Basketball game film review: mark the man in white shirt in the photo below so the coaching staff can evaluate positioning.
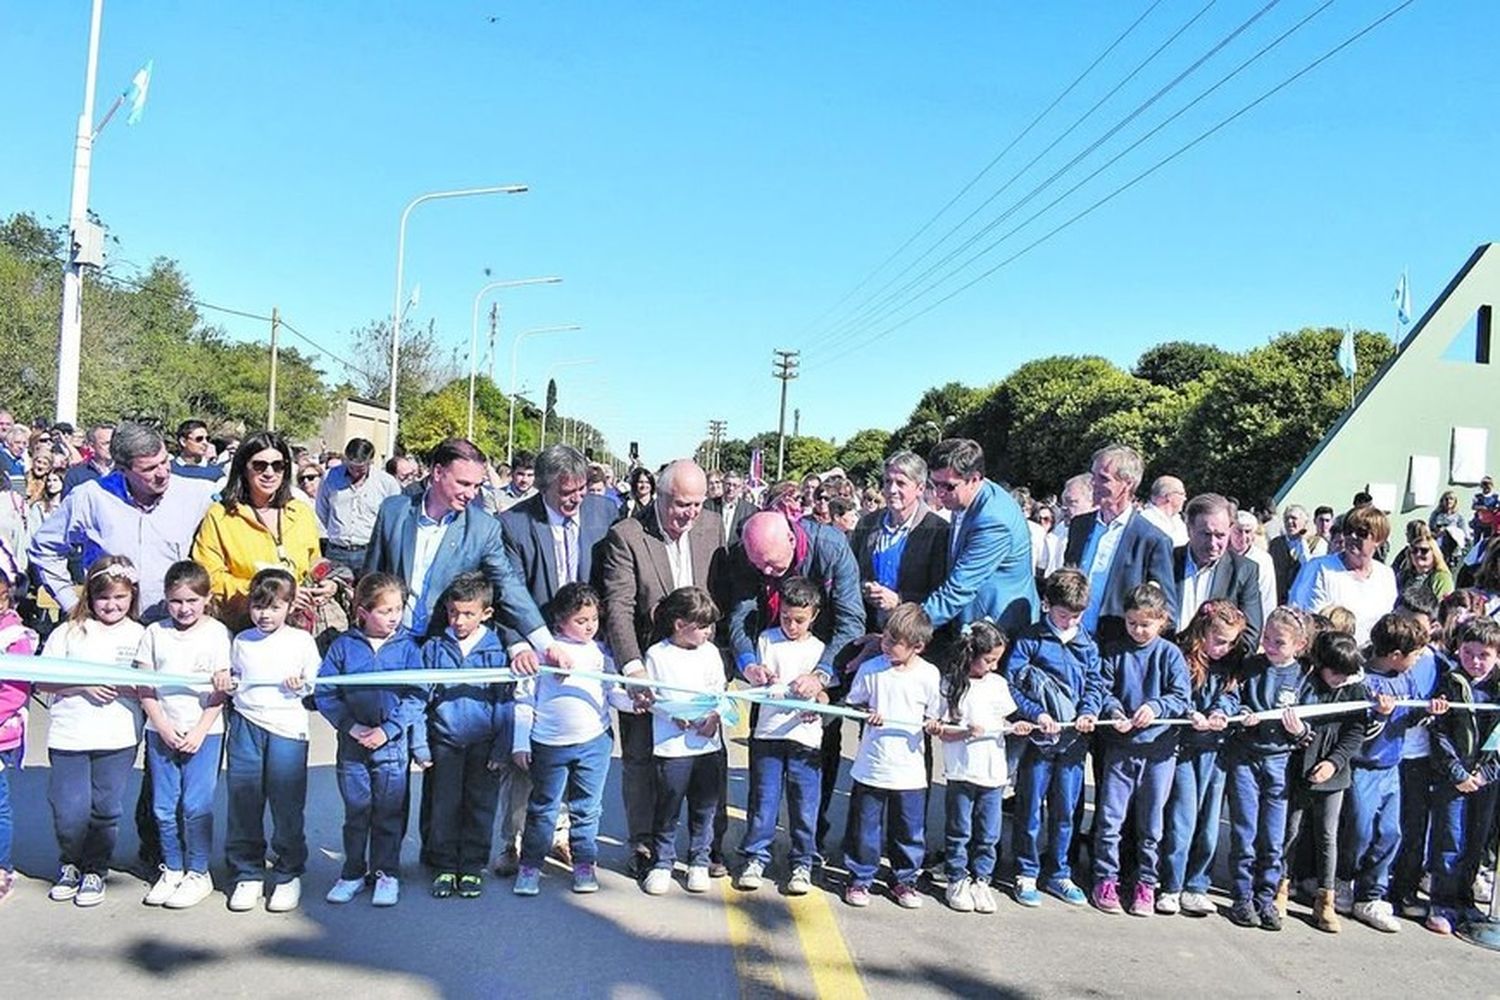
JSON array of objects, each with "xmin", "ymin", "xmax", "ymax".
[
  {"xmin": 1169, "ymin": 494, "xmax": 1264, "ymax": 643},
  {"xmin": 316, "ymin": 437, "xmax": 402, "ymax": 573},
  {"xmin": 1139, "ymin": 475, "xmax": 1189, "ymax": 548}
]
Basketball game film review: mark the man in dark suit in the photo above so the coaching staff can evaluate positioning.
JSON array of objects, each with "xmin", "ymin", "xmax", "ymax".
[
  {"xmin": 1063, "ymin": 443, "xmax": 1177, "ymax": 645},
  {"xmin": 1172, "ymin": 493, "xmax": 1265, "ymax": 646},
  {"xmin": 706, "ymin": 469, "xmax": 755, "ymax": 546},
  {"xmin": 598, "ymin": 459, "xmax": 726, "ymax": 875}
]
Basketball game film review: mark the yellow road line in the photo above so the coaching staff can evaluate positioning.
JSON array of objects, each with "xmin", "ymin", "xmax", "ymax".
[
  {"xmin": 788, "ymin": 887, "xmax": 867, "ymax": 1000},
  {"xmin": 720, "ymin": 877, "xmax": 786, "ymax": 999}
]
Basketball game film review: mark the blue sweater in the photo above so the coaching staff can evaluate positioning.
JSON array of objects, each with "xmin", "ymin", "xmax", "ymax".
[
  {"xmin": 316, "ymin": 628, "xmax": 428, "ymax": 764},
  {"xmin": 1354, "ymin": 662, "xmax": 1432, "ymax": 770},
  {"xmin": 422, "ymin": 626, "xmax": 514, "ymax": 762},
  {"xmin": 1090, "ymin": 635, "xmax": 1191, "ymax": 747},
  {"xmin": 1180, "ymin": 658, "xmax": 1242, "ymax": 753},
  {"xmin": 1003, "ymin": 620, "xmax": 1103, "ymax": 753},
  {"xmin": 1228, "ymin": 655, "xmax": 1305, "ymax": 758}
]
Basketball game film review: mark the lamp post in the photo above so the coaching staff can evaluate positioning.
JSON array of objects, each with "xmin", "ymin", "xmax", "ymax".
[
  {"xmin": 539, "ymin": 358, "xmax": 597, "ymax": 447},
  {"xmin": 507, "ymin": 325, "xmax": 581, "ymax": 464},
  {"xmin": 467, "ymin": 275, "xmax": 561, "ymax": 438},
  {"xmin": 388, "ymin": 184, "xmax": 527, "ymax": 458}
]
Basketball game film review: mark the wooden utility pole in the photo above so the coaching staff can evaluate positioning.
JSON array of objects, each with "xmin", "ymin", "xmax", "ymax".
[
  {"xmin": 772, "ymin": 350, "xmax": 799, "ymax": 480},
  {"xmin": 267, "ymin": 306, "xmax": 281, "ymax": 430}
]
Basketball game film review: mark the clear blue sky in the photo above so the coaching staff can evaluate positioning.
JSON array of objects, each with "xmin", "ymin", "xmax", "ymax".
[{"xmin": 3, "ymin": 2, "xmax": 1496, "ymax": 464}]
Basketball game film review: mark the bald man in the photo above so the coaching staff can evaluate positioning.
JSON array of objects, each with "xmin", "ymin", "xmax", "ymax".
[{"xmin": 1140, "ymin": 474, "xmax": 1189, "ymax": 548}]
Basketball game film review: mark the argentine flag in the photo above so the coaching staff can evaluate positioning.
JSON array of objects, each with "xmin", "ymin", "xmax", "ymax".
[
  {"xmin": 126, "ymin": 60, "xmax": 153, "ymax": 125},
  {"xmin": 1392, "ymin": 270, "xmax": 1411, "ymax": 326},
  {"xmin": 1337, "ymin": 326, "xmax": 1357, "ymax": 379}
]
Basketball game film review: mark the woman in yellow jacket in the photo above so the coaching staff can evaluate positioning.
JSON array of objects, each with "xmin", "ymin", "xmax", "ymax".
[{"xmin": 192, "ymin": 430, "xmax": 333, "ymax": 631}]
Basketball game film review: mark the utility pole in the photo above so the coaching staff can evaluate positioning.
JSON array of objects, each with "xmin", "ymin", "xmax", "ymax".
[
  {"xmin": 487, "ymin": 302, "xmax": 499, "ymax": 384},
  {"xmin": 267, "ymin": 306, "xmax": 281, "ymax": 431},
  {"xmin": 772, "ymin": 349, "xmax": 799, "ymax": 480},
  {"xmin": 706, "ymin": 419, "xmax": 727, "ymax": 472}
]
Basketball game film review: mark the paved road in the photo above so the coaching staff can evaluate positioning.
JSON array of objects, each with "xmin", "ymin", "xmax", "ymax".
[{"xmin": 4, "ymin": 707, "xmax": 1497, "ymax": 999}]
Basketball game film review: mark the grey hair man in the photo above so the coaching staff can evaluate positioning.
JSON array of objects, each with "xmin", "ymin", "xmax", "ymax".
[
  {"xmin": 61, "ymin": 422, "xmax": 116, "ymax": 497},
  {"xmin": 1171, "ymin": 493, "xmax": 1264, "ymax": 642},
  {"xmin": 1140, "ymin": 474, "xmax": 1189, "ymax": 548}
]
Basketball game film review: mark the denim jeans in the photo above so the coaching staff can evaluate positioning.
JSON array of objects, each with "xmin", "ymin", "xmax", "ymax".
[
  {"xmin": 843, "ymin": 782, "xmax": 925, "ymax": 887},
  {"xmin": 426, "ymin": 738, "xmax": 502, "ymax": 875},
  {"xmin": 741, "ymin": 738, "xmax": 822, "ymax": 869},
  {"xmin": 1428, "ymin": 777, "xmax": 1500, "ymax": 909},
  {"xmin": 653, "ymin": 752, "xmax": 724, "ymax": 869},
  {"xmin": 1160, "ymin": 748, "xmax": 1226, "ymax": 894},
  {"xmin": 521, "ymin": 731, "xmax": 612, "ymax": 868},
  {"xmin": 944, "ymin": 780, "xmax": 1003, "ymax": 883},
  {"xmin": 47, "ymin": 746, "xmax": 136, "ymax": 874},
  {"xmin": 1093, "ymin": 741, "xmax": 1176, "ymax": 886},
  {"xmin": 335, "ymin": 746, "xmax": 409, "ymax": 879},
  {"xmin": 1391, "ymin": 757, "xmax": 1433, "ymax": 901},
  {"xmin": 1341, "ymin": 764, "xmax": 1401, "ymax": 901},
  {"xmin": 146, "ymin": 732, "xmax": 223, "ymax": 874},
  {"xmin": 225, "ymin": 712, "xmax": 309, "ymax": 884},
  {"xmin": 1226, "ymin": 751, "xmax": 1291, "ymax": 905},
  {"xmin": 1013, "ymin": 741, "xmax": 1087, "ymax": 882},
  {"xmin": 0, "ymin": 747, "xmax": 19, "ymax": 870}
]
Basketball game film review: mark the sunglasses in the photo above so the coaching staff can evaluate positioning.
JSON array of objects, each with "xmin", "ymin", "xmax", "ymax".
[
  {"xmin": 930, "ymin": 479, "xmax": 962, "ymax": 494},
  {"xmin": 298, "ymin": 473, "xmax": 320, "ymax": 483},
  {"xmin": 1412, "ymin": 546, "xmax": 1432, "ymax": 555},
  {"xmin": 1346, "ymin": 526, "xmax": 1371, "ymax": 541},
  {"xmin": 185, "ymin": 434, "xmax": 208, "ymax": 443},
  {"xmin": 249, "ymin": 459, "xmax": 286, "ymax": 474}
]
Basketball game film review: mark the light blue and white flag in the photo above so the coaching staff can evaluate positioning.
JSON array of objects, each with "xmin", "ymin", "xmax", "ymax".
[
  {"xmin": 125, "ymin": 60, "xmax": 153, "ymax": 125},
  {"xmin": 1337, "ymin": 325, "xmax": 1357, "ymax": 378},
  {"xmin": 1392, "ymin": 269, "xmax": 1411, "ymax": 325}
]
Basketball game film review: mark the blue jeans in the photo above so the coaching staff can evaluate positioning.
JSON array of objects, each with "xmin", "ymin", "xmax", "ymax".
[
  {"xmin": 0, "ymin": 747, "xmax": 19, "ymax": 870},
  {"xmin": 741, "ymin": 738, "xmax": 822, "ymax": 869},
  {"xmin": 522, "ymin": 731, "xmax": 612, "ymax": 868},
  {"xmin": 1341, "ymin": 765, "xmax": 1401, "ymax": 901},
  {"xmin": 146, "ymin": 732, "xmax": 223, "ymax": 874},
  {"xmin": 47, "ymin": 746, "xmax": 136, "ymax": 875},
  {"xmin": 843, "ymin": 782, "xmax": 925, "ymax": 887},
  {"xmin": 1428, "ymin": 776, "xmax": 1500, "ymax": 909},
  {"xmin": 1392, "ymin": 757, "xmax": 1432, "ymax": 901},
  {"xmin": 945, "ymin": 780, "xmax": 1002, "ymax": 883},
  {"xmin": 335, "ymin": 746, "xmax": 409, "ymax": 880},
  {"xmin": 225, "ymin": 713, "xmax": 309, "ymax": 884},
  {"xmin": 1160, "ymin": 747, "xmax": 1226, "ymax": 894},
  {"xmin": 1013, "ymin": 741, "xmax": 1086, "ymax": 882},
  {"xmin": 1226, "ymin": 751, "xmax": 1290, "ymax": 906},
  {"xmin": 1093, "ymin": 741, "xmax": 1176, "ymax": 885},
  {"xmin": 652, "ymin": 753, "xmax": 723, "ymax": 869}
]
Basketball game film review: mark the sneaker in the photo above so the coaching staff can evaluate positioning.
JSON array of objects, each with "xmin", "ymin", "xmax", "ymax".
[
  {"xmin": 1179, "ymin": 890, "xmax": 1215, "ymax": 917},
  {"xmin": 571, "ymin": 864, "xmax": 599, "ymax": 894},
  {"xmin": 625, "ymin": 848, "xmax": 654, "ymax": 880},
  {"xmin": 1044, "ymin": 877, "xmax": 1088, "ymax": 907},
  {"xmin": 75, "ymin": 872, "xmax": 106, "ymax": 908},
  {"xmin": 1352, "ymin": 898, "xmax": 1401, "ymax": 933},
  {"xmin": 642, "ymin": 867, "xmax": 672, "ymax": 896},
  {"xmin": 1129, "ymin": 882, "xmax": 1155, "ymax": 917},
  {"xmin": 945, "ymin": 877, "xmax": 975, "ymax": 912},
  {"xmin": 1258, "ymin": 902, "xmax": 1283, "ymax": 932},
  {"xmin": 164, "ymin": 871, "xmax": 214, "ymax": 909},
  {"xmin": 492, "ymin": 847, "xmax": 520, "ymax": 878},
  {"xmin": 431, "ymin": 873, "xmax": 457, "ymax": 899},
  {"xmin": 513, "ymin": 866, "xmax": 542, "ymax": 897},
  {"xmin": 228, "ymin": 880, "xmax": 263, "ymax": 912},
  {"xmin": 143, "ymin": 867, "xmax": 184, "ymax": 907},
  {"xmin": 325, "ymin": 877, "xmax": 366, "ymax": 904},
  {"xmin": 457, "ymin": 874, "xmax": 483, "ymax": 899},
  {"xmin": 1425, "ymin": 907, "xmax": 1455, "ymax": 935},
  {"xmin": 844, "ymin": 883, "xmax": 871, "ymax": 907},
  {"xmin": 1086, "ymin": 881, "xmax": 1122, "ymax": 917},
  {"xmin": 892, "ymin": 883, "xmax": 924, "ymax": 909},
  {"xmin": 267, "ymin": 878, "xmax": 301, "ymax": 913},
  {"xmin": 708, "ymin": 860, "xmax": 730, "ymax": 879},
  {"xmin": 50, "ymin": 864, "xmax": 83, "ymax": 902},
  {"xmin": 1155, "ymin": 890, "xmax": 1181, "ymax": 915},
  {"xmin": 1397, "ymin": 894, "xmax": 1428, "ymax": 920},
  {"xmin": 971, "ymin": 881, "xmax": 998, "ymax": 914},
  {"xmin": 1475, "ymin": 869, "xmax": 1495, "ymax": 905},
  {"xmin": 1013, "ymin": 876, "xmax": 1042, "ymax": 908},
  {"xmin": 1227, "ymin": 898, "xmax": 1258, "ymax": 927},
  {"xmin": 1334, "ymin": 878, "xmax": 1354, "ymax": 915},
  {"xmin": 786, "ymin": 866, "xmax": 813, "ymax": 896},
  {"xmin": 371, "ymin": 872, "xmax": 399, "ymax": 907},
  {"xmin": 685, "ymin": 865, "xmax": 711, "ymax": 893},
  {"xmin": 736, "ymin": 860, "xmax": 765, "ymax": 892}
]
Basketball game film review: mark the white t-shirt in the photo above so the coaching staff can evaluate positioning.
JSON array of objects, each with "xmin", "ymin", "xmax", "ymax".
[
  {"xmin": 1305, "ymin": 558, "xmax": 1399, "ymax": 645},
  {"xmin": 752, "ymin": 628, "xmax": 827, "ymax": 750},
  {"xmin": 134, "ymin": 618, "xmax": 232, "ymax": 734},
  {"xmin": 846, "ymin": 654, "xmax": 942, "ymax": 791},
  {"xmin": 940, "ymin": 673, "xmax": 1018, "ymax": 788},
  {"xmin": 230, "ymin": 626, "xmax": 321, "ymax": 741},
  {"xmin": 645, "ymin": 639, "xmax": 725, "ymax": 758},
  {"xmin": 42, "ymin": 618, "xmax": 145, "ymax": 752},
  {"xmin": 514, "ymin": 638, "xmax": 633, "ymax": 749}
]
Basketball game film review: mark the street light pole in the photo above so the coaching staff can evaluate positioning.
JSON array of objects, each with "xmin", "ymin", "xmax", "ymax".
[
  {"xmin": 467, "ymin": 275, "xmax": 561, "ymax": 438},
  {"xmin": 388, "ymin": 184, "xmax": 527, "ymax": 458},
  {"xmin": 538, "ymin": 358, "xmax": 596, "ymax": 447},
  {"xmin": 506, "ymin": 324, "xmax": 581, "ymax": 464}
]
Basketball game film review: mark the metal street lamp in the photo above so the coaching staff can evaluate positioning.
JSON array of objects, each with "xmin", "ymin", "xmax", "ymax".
[
  {"xmin": 539, "ymin": 358, "xmax": 597, "ymax": 446},
  {"xmin": 507, "ymin": 325, "xmax": 581, "ymax": 464},
  {"xmin": 467, "ymin": 276, "xmax": 561, "ymax": 438}
]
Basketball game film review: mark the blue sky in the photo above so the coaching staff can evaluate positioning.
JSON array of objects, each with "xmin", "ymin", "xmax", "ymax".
[{"xmin": 3, "ymin": 2, "xmax": 1496, "ymax": 464}]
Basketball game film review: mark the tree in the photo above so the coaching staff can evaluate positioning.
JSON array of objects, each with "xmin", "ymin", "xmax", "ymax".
[
  {"xmin": 836, "ymin": 428, "xmax": 891, "ymax": 487},
  {"xmin": 1133, "ymin": 341, "xmax": 1229, "ymax": 389},
  {"xmin": 345, "ymin": 316, "xmax": 454, "ymax": 436},
  {"xmin": 783, "ymin": 436, "xmax": 838, "ymax": 480},
  {"xmin": 888, "ymin": 381, "xmax": 986, "ymax": 456}
]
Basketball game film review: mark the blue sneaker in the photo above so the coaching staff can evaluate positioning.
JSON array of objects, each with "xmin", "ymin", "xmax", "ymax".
[
  {"xmin": 1044, "ymin": 877, "xmax": 1088, "ymax": 907},
  {"xmin": 1013, "ymin": 876, "xmax": 1042, "ymax": 908}
]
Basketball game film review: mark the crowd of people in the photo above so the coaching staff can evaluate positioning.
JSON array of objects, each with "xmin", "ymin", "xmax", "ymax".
[{"xmin": 0, "ymin": 412, "xmax": 1495, "ymax": 948}]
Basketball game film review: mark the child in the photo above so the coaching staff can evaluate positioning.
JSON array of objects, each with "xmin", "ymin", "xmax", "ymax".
[
  {"xmin": 642, "ymin": 586, "xmax": 726, "ymax": 896},
  {"xmin": 1281, "ymin": 630, "xmax": 1369, "ymax": 934},
  {"xmin": 841, "ymin": 603, "xmax": 943, "ymax": 909},
  {"xmin": 938, "ymin": 620, "xmax": 1031, "ymax": 914},
  {"xmin": 1426, "ymin": 615, "xmax": 1500, "ymax": 935},
  {"xmin": 40, "ymin": 556, "xmax": 144, "ymax": 907},
  {"xmin": 1158, "ymin": 600, "xmax": 1246, "ymax": 917},
  {"xmin": 422, "ymin": 572, "xmax": 512, "ymax": 900},
  {"xmin": 136, "ymin": 560, "xmax": 232, "ymax": 909},
  {"xmin": 1082, "ymin": 582, "xmax": 1190, "ymax": 917},
  {"xmin": 1224, "ymin": 605, "xmax": 1313, "ymax": 930},
  {"xmin": 1390, "ymin": 585, "xmax": 1447, "ymax": 918},
  {"xmin": 513, "ymin": 583, "xmax": 633, "ymax": 897},
  {"xmin": 0, "ymin": 573, "xmax": 36, "ymax": 904},
  {"xmin": 220, "ymin": 568, "xmax": 321, "ymax": 913},
  {"xmin": 316, "ymin": 572, "xmax": 427, "ymax": 907},
  {"xmin": 1005, "ymin": 567, "xmax": 1102, "ymax": 908},
  {"xmin": 738, "ymin": 576, "xmax": 827, "ymax": 896}
]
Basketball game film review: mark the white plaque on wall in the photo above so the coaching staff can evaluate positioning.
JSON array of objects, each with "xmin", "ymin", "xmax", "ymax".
[
  {"xmin": 1451, "ymin": 426, "xmax": 1489, "ymax": 484},
  {"xmin": 1366, "ymin": 482, "xmax": 1398, "ymax": 514},
  {"xmin": 1408, "ymin": 455, "xmax": 1440, "ymax": 507}
]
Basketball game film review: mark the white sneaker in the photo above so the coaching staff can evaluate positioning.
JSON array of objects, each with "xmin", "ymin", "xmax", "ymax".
[
  {"xmin": 971, "ymin": 881, "xmax": 998, "ymax": 914},
  {"xmin": 642, "ymin": 867, "xmax": 672, "ymax": 895},
  {"xmin": 1474, "ymin": 869, "xmax": 1495, "ymax": 905},
  {"xmin": 143, "ymin": 868, "xmax": 184, "ymax": 907},
  {"xmin": 685, "ymin": 865, "xmax": 710, "ymax": 893},
  {"xmin": 1179, "ymin": 890, "xmax": 1215, "ymax": 917},
  {"xmin": 785, "ymin": 866, "xmax": 813, "ymax": 896},
  {"xmin": 1155, "ymin": 890, "xmax": 1181, "ymax": 915},
  {"xmin": 164, "ymin": 871, "xmax": 214, "ymax": 909},
  {"xmin": 371, "ymin": 872, "xmax": 399, "ymax": 907},
  {"xmin": 945, "ymin": 877, "xmax": 975, "ymax": 912},
  {"xmin": 1352, "ymin": 898, "xmax": 1401, "ymax": 933},
  {"xmin": 1334, "ymin": 879, "xmax": 1354, "ymax": 915},
  {"xmin": 325, "ymin": 877, "xmax": 366, "ymax": 904},
  {"xmin": 228, "ymin": 880, "xmax": 263, "ymax": 912},
  {"xmin": 267, "ymin": 878, "xmax": 302, "ymax": 913},
  {"xmin": 736, "ymin": 860, "xmax": 765, "ymax": 891}
]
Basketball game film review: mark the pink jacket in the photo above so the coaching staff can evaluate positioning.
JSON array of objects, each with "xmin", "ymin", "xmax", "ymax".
[{"xmin": 0, "ymin": 609, "xmax": 35, "ymax": 753}]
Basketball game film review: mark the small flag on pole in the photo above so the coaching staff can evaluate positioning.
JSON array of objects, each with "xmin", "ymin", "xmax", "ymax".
[
  {"xmin": 1392, "ymin": 269, "xmax": 1411, "ymax": 326},
  {"xmin": 749, "ymin": 448, "xmax": 764, "ymax": 485},
  {"xmin": 1337, "ymin": 326, "xmax": 1357, "ymax": 379},
  {"xmin": 125, "ymin": 60, "xmax": 153, "ymax": 125}
]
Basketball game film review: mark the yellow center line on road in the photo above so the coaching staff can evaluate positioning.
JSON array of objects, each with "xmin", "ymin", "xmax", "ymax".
[
  {"xmin": 720, "ymin": 875, "xmax": 786, "ymax": 999},
  {"xmin": 787, "ymin": 887, "xmax": 866, "ymax": 1000}
]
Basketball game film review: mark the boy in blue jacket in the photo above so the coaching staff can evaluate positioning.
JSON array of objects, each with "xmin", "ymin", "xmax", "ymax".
[
  {"xmin": 316, "ymin": 572, "xmax": 427, "ymax": 907},
  {"xmin": 1082, "ymin": 582, "xmax": 1190, "ymax": 917},
  {"xmin": 1005, "ymin": 568, "xmax": 1103, "ymax": 908},
  {"xmin": 422, "ymin": 572, "xmax": 515, "ymax": 900}
]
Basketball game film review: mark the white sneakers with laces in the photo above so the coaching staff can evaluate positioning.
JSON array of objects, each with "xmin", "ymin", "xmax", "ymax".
[
  {"xmin": 143, "ymin": 867, "xmax": 184, "ymax": 907},
  {"xmin": 371, "ymin": 872, "xmax": 400, "ymax": 907},
  {"xmin": 164, "ymin": 871, "xmax": 214, "ymax": 909},
  {"xmin": 946, "ymin": 878, "xmax": 976, "ymax": 912}
]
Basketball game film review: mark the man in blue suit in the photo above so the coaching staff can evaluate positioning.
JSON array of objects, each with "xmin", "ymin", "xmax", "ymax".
[{"xmin": 921, "ymin": 438, "xmax": 1038, "ymax": 636}]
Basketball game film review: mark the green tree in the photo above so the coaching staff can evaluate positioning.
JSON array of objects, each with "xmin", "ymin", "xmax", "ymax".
[
  {"xmin": 1133, "ymin": 341, "xmax": 1230, "ymax": 389},
  {"xmin": 888, "ymin": 381, "xmax": 986, "ymax": 455},
  {"xmin": 835, "ymin": 428, "xmax": 892, "ymax": 487},
  {"xmin": 784, "ymin": 436, "xmax": 838, "ymax": 480}
]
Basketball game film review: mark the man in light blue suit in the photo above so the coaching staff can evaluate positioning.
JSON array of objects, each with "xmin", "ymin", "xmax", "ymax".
[{"xmin": 922, "ymin": 438, "xmax": 1038, "ymax": 636}]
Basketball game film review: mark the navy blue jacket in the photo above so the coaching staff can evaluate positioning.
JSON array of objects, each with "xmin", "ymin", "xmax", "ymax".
[
  {"xmin": 498, "ymin": 493, "xmax": 616, "ymax": 640},
  {"xmin": 1288, "ymin": 673, "xmax": 1369, "ymax": 793},
  {"xmin": 1004, "ymin": 620, "xmax": 1104, "ymax": 753},
  {"xmin": 1432, "ymin": 663, "xmax": 1500, "ymax": 786},
  {"xmin": 1227, "ymin": 655, "xmax": 1305, "ymax": 758},
  {"xmin": 1090, "ymin": 635, "xmax": 1191, "ymax": 747},
  {"xmin": 1064, "ymin": 512, "xmax": 1178, "ymax": 646},
  {"xmin": 422, "ymin": 626, "xmax": 514, "ymax": 763},
  {"xmin": 316, "ymin": 628, "xmax": 428, "ymax": 764},
  {"xmin": 1179, "ymin": 656, "xmax": 1242, "ymax": 753}
]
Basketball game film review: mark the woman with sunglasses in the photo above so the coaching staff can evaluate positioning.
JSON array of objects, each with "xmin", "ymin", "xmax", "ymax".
[
  {"xmin": 1295, "ymin": 504, "xmax": 1398, "ymax": 645},
  {"xmin": 292, "ymin": 458, "xmax": 324, "ymax": 507},
  {"xmin": 191, "ymin": 430, "xmax": 330, "ymax": 631},
  {"xmin": 1394, "ymin": 521, "xmax": 1455, "ymax": 602}
]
